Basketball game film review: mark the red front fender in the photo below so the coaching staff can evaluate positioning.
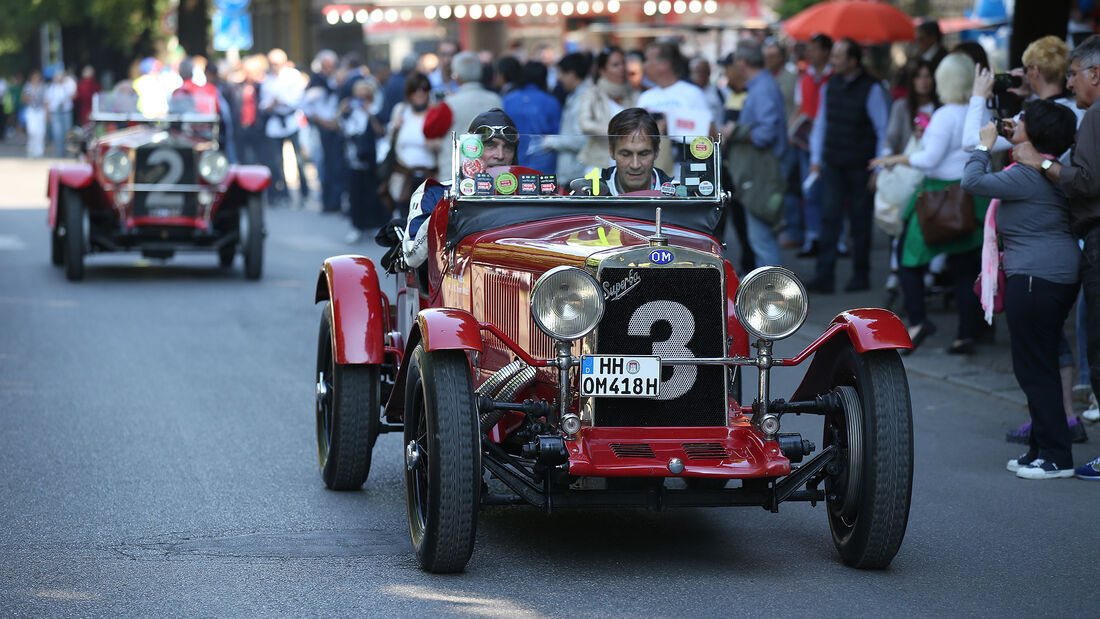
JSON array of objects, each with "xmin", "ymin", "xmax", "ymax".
[
  {"xmin": 315, "ymin": 255, "xmax": 385, "ymax": 364},
  {"xmin": 830, "ymin": 309, "xmax": 912, "ymax": 352},
  {"xmin": 47, "ymin": 164, "xmax": 94, "ymax": 228},
  {"xmin": 416, "ymin": 308, "xmax": 484, "ymax": 352},
  {"xmin": 228, "ymin": 165, "xmax": 271, "ymax": 193},
  {"xmin": 789, "ymin": 308, "xmax": 911, "ymax": 401}
]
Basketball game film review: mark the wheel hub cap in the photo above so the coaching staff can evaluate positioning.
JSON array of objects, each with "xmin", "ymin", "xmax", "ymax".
[{"xmin": 405, "ymin": 440, "xmax": 421, "ymax": 471}]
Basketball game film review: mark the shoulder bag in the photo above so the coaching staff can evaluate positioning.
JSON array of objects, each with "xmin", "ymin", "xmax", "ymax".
[{"xmin": 915, "ymin": 183, "xmax": 976, "ymax": 245}]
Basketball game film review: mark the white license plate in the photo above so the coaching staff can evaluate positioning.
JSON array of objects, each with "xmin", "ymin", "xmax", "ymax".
[{"xmin": 580, "ymin": 355, "xmax": 661, "ymax": 398}]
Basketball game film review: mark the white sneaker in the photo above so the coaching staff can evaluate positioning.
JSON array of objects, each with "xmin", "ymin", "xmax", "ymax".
[
  {"xmin": 1016, "ymin": 459, "xmax": 1074, "ymax": 479},
  {"xmin": 344, "ymin": 230, "xmax": 363, "ymax": 244},
  {"xmin": 1006, "ymin": 453, "xmax": 1036, "ymax": 473},
  {"xmin": 1083, "ymin": 403, "xmax": 1099, "ymax": 423}
]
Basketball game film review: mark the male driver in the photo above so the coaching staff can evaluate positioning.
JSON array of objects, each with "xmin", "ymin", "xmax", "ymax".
[
  {"xmin": 595, "ymin": 107, "xmax": 672, "ymax": 195},
  {"xmin": 1013, "ymin": 35, "xmax": 1100, "ymax": 480},
  {"xmin": 401, "ymin": 108, "xmax": 519, "ymax": 268}
]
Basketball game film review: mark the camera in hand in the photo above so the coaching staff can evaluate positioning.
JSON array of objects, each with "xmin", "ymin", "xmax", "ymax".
[{"xmin": 988, "ymin": 73, "xmax": 1024, "ymax": 119}]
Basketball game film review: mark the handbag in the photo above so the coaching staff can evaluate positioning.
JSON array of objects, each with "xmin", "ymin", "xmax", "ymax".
[
  {"xmin": 724, "ymin": 134, "xmax": 785, "ymax": 231},
  {"xmin": 915, "ymin": 183, "xmax": 976, "ymax": 245},
  {"xmin": 874, "ymin": 138, "xmax": 924, "ymax": 237}
]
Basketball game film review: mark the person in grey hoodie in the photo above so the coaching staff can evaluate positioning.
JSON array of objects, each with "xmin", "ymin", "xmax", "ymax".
[{"xmin": 962, "ymin": 98, "xmax": 1080, "ymax": 480}]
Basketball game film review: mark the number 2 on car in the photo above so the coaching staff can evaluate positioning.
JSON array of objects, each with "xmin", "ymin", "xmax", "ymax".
[{"xmin": 580, "ymin": 355, "xmax": 661, "ymax": 397}]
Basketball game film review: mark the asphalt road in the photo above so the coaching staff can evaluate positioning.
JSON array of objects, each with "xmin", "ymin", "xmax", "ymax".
[{"xmin": 1, "ymin": 157, "xmax": 1097, "ymax": 617}]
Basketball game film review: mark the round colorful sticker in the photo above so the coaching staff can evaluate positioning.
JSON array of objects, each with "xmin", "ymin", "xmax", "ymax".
[
  {"xmin": 459, "ymin": 178, "xmax": 476, "ymax": 196},
  {"xmin": 698, "ymin": 180, "xmax": 714, "ymax": 195},
  {"xmin": 494, "ymin": 172, "xmax": 518, "ymax": 194},
  {"xmin": 461, "ymin": 136, "xmax": 484, "ymax": 159},
  {"xmin": 689, "ymin": 136, "xmax": 714, "ymax": 160},
  {"xmin": 461, "ymin": 158, "xmax": 484, "ymax": 178}
]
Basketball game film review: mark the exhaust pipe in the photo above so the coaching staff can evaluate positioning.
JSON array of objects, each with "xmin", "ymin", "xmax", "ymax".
[{"xmin": 477, "ymin": 360, "xmax": 537, "ymax": 432}]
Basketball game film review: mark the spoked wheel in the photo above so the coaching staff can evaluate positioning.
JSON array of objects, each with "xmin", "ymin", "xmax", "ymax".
[
  {"xmin": 403, "ymin": 343, "xmax": 480, "ymax": 573},
  {"xmin": 62, "ymin": 188, "xmax": 86, "ymax": 281},
  {"xmin": 242, "ymin": 194, "xmax": 264, "ymax": 280},
  {"xmin": 315, "ymin": 303, "xmax": 379, "ymax": 490},
  {"xmin": 823, "ymin": 346, "xmax": 913, "ymax": 569}
]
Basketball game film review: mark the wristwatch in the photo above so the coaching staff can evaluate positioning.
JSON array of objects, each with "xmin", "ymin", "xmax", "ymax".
[
  {"xmin": 1041, "ymin": 159, "xmax": 1055, "ymax": 171},
  {"xmin": 974, "ymin": 144, "xmax": 990, "ymax": 152}
]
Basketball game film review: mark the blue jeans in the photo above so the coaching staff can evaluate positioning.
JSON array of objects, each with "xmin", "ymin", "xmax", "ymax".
[
  {"xmin": 780, "ymin": 146, "xmax": 802, "ymax": 243},
  {"xmin": 814, "ymin": 162, "xmax": 873, "ymax": 285},
  {"xmin": 746, "ymin": 210, "xmax": 782, "ymax": 268},
  {"xmin": 49, "ymin": 109, "xmax": 71, "ymax": 157},
  {"xmin": 797, "ymin": 148, "xmax": 822, "ymax": 244}
]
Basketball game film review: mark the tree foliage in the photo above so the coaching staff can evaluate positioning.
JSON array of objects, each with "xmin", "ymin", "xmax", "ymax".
[
  {"xmin": 0, "ymin": 0, "xmax": 164, "ymax": 77},
  {"xmin": 776, "ymin": 0, "xmax": 826, "ymax": 20}
]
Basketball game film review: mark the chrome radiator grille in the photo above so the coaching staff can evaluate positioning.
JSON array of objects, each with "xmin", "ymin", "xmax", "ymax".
[{"xmin": 592, "ymin": 266, "xmax": 726, "ymax": 427}]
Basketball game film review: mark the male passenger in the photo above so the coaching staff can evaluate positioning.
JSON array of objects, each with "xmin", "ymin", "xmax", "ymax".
[{"xmin": 593, "ymin": 107, "xmax": 672, "ymax": 195}]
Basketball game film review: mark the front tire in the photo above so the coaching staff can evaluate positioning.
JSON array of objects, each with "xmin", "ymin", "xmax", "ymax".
[
  {"xmin": 824, "ymin": 346, "xmax": 913, "ymax": 569},
  {"xmin": 403, "ymin": 343, "xmax": 480, "ymax": 573},
  {"xmin": 242, "ymin": 195, "xmax": 263, "ymax": 280},
  {"xmin": 316, "ymin": 303, "xmax": 380, "ymax": 490},
  {"xmin": 63, "ymin": 189, "xmax": 85, "ymax": 281}
]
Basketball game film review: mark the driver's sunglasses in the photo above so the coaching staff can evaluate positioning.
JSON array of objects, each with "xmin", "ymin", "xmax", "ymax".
[{"xmin": 473, "ymin": 124, "xmax": 519, "ymax": 145}]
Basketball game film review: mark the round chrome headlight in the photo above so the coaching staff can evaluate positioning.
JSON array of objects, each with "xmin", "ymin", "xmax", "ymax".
[
  {"xmin": 102, "ymin": 149, "xmax": 132, "ymax": 183},
  {"xmin": 198, "ymin": 151, "xmax": 229, "ymax": 184},
  {"xmin": 734, "ymin": 266, "xmax": 809, "ymax": 341},
  {"xmin": 531, "ymin": 266, "xmax": 605, "ymax": 340}
]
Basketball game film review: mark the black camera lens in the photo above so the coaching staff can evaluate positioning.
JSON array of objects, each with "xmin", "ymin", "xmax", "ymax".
[{"xmin": 993, "ymin": 73, "xmax": 1023, "ymax": 92}]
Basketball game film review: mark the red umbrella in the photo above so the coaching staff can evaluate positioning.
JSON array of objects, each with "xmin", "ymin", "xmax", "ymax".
[{"xmin": 783, "ymin": 0, "xmax": 916, "ymax": 44}]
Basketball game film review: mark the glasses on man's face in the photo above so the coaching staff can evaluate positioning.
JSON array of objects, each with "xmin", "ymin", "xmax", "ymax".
[
  {"xmin": 1067, "ymin": 65, "xmax": 1094, "ymax": 82},
  {"xmin": 414, "ymin": 85, "xmax": 431, "ymax": 93},
  {"xmin": 472, "ymin": 124, "xmax": 519, "ymax": 145}
]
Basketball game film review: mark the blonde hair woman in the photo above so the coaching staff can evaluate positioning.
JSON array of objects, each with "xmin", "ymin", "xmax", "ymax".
[{"xmin": 870, "ymin": 52, "xmax": 990, "ymax": 355}]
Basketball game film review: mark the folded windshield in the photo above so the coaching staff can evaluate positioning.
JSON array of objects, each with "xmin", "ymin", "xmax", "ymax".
[{"xmin": 449, "ymin": 133, "xmax": 721, "ymax": 201}]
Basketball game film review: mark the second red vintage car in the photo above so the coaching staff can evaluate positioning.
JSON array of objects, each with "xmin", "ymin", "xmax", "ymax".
[
  {"xmin": 312, "ymin": 133, "xmax": 915, "ymax": 573},
  {"xmin": 47, "ymin": 92, "xmax": 270, "ymax": 281}
]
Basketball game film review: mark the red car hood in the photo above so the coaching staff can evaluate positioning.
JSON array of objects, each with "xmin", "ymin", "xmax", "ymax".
[{"xmin": 464, "ymin": 214, "xmax": 724, "ymax": 270}]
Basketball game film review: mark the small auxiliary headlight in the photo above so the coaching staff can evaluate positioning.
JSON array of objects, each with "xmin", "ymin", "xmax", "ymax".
[
  {"xmin": 102, "ymin": 149, "xmax": 132, "ymax": 183},
  {"xmin": 530, "ymin": 266, "xmax": 605, "ymax": 340},
  {"xmin": 198, "ymin": 151, "xmax": 229, "ymax": 184},
  {"xmin": 734, "ymin": 266, "xmax": 809, "ymax": 341}
]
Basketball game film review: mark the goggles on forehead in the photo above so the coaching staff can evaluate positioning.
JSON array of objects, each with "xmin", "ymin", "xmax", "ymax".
[{"xmin": 472, "ymin": 124, "xmax": 519, "ymax": 145}]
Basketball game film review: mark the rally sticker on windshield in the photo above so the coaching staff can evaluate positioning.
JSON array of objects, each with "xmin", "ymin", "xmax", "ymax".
[
  {"xmin": 581, "ymin": 355, "xmax": 661, "ymax": 398},
  {"xmin": 690, "ymin": 137, "xmax": 714, "ymax": 160},
  {"xmin": 495, "ymin": 172, "xmax": 518, "ymax": 194},
  {"xmin": 461, "ymin": 137, "xmax": 483, "ymax": 159}
]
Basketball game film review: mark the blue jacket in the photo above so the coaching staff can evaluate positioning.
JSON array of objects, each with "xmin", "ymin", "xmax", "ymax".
[{"xmin": 502, "ymin": 85, "xmax": 562, "ymax": 175}]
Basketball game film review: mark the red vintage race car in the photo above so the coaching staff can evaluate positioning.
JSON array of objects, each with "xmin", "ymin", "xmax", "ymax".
[
  {"xmin": 47, "ymin": 92, "xmax": 270, "ymax": 281},
  {"xmin": 313, "ymin": 133, "xmax": 915, "ymax": 573}
]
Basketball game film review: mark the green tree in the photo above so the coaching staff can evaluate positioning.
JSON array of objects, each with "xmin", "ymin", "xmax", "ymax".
[
  {"xmin": 0, "ymin": 0, "xmax": 164, "ymax": 78},
  {"xmin": 777, "ymin": 0, "xmax": 824, "ymax": 20}
]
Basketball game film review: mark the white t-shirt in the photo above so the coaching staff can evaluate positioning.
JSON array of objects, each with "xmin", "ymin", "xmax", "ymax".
[
  {"xmin": 394, "ymin": 106, "xmax": 435, "ymax": 169},
  {"xmin": 907, "ymin": 103, "xmax": 969, "ymax": 181},
  {"xmin": 637, "ymin": 81, "xmax": 712, "ymax": 136}
]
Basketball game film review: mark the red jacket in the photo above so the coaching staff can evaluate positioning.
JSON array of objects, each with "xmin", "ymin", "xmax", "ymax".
[{"xmin": 798, "ymin": 67, "xmax": 832, "ymax": 119}]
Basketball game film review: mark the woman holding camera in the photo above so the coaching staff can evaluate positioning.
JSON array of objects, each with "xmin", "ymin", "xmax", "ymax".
[
  {"xmin": 870, "ymin": 53, "xmax": 987, "ymax": 355},
  {"xmin": 964, "ymin": 36, "xmax": 1085, "ymax": 157},
  {"xmin": 961, "ymin": 99, "xmax": 1080, "ymax": 479}
]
